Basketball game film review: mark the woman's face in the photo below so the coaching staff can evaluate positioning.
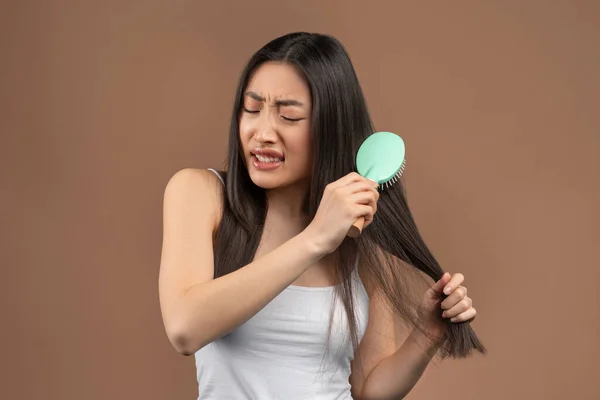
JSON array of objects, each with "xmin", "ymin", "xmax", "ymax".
[{"xmin": 239, "ymin": 61, "xmax": 313, "ymax": 190}]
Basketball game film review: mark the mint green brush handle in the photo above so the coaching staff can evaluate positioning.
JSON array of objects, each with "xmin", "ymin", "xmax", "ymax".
[{"xmin": 347, "ymin": 131, "xmax": 406, "ymax": 238}]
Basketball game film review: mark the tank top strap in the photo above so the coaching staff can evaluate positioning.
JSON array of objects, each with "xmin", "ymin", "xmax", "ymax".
[{"xmin": 207, "ymin": 168, "xmax": 225, "ymax": 186}]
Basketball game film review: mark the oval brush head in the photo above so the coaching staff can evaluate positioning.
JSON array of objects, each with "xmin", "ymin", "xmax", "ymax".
[{"xmin": 347, "ymin": 131, "xmax": 406, "ymax": 238}]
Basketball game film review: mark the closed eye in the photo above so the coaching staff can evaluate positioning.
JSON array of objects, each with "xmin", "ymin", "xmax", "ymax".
[
  {"xmin": 243, "ymin": 107, "xmax": 304, "ymax": 122},
  {"xmin": 281, "ymin": 116, "xmax": 304, "ymax": 122}
]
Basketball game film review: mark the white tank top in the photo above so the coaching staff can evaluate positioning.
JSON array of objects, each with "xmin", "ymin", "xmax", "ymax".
[{"xmin": 194, "ymin": 169, "xmax": 370, "ymax": 399}]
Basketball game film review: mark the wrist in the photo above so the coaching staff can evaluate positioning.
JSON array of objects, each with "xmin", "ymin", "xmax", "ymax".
[{"xmin": 296, "ymin": 229, "xmax": 328, "ymax": 260}]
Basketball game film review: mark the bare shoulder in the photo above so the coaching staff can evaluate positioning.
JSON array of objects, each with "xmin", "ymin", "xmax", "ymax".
[
  {"xmin": 165, "ymin": 167, "xmax": 223, "ymax": 195},
  {"xmin": 163, "ymin": 168, "xmax": 224, "ymax": 230}
]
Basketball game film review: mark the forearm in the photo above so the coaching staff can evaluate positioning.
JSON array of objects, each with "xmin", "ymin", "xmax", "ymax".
[
  {"xmin": 359, "ymin": 331, "xmax": 442, "ymax": 400},
  {"xmin": 172, "ymin": 231, "xmax": 323, "ymax": 355}
]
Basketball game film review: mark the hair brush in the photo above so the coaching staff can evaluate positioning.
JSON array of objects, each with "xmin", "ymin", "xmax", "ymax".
[{"xmin": 347, "ymin": 131, "xmax": 406, "ymax": 238}]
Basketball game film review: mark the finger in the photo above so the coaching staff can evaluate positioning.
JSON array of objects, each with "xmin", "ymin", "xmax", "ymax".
[
  {"xmin": 443, "ymin": 273, "xmax": 465, "ymax": 295},
  {"xmin": 343, "ymin": 179, "xmax": 380, "ymax": 194},
  {"xmin": 361, "ymin": 194, "xmax": 378, "ymax": 227},
  {"xmin": 346, "ymin": 183, "xmax": 379, "ymax": 227},
  {"xmin": 440, "ymin": 286, "xmax": 467, "ymax": 310},
  {"xmin": 441, "ymin": 297, "xmax": 472, "ymax": 318},
  {"xmin": 351, "ymin": 190, "xmax": 379, "ymax": 208},
  {"xmin": 332, "ymin": 172, "xmax": 374, "ymax": 189},
  {"xmin": 355, "ymin": 204, "xmax": 375, "ymax": 223},
  {"xmin": 430, "ymin": 272, "xmax": 451, "ymax": 294},
  {"xmin": 450, "ymin": 307, "xmax": 476, "ymax": 323}
]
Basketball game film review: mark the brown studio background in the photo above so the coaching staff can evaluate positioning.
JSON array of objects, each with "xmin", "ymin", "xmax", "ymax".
[{"xmin": 1, "ymin": 1, "xmax": 598, "ymax": 399}]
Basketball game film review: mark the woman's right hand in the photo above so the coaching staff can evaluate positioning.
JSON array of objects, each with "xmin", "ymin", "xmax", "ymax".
[{"xmin": 304, "ymin": 172, "xmax": 379, "ymax": 255}]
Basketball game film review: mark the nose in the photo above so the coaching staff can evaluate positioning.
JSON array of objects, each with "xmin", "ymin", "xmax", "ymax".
[{"xmin": 253, "ymin": 113, "xmax": 278, "ymax": 144}]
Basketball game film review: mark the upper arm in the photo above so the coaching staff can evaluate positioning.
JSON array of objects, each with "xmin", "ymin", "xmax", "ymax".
[
  {"xmin": 158, "ymin": 168, "xmax": 223, "ymax": 338},
  {"xmin": 350, "ymin": 266, "xmax": 410, "ymax": 395}
]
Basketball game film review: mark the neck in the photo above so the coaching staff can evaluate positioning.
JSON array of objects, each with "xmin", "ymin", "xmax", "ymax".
[{"xmin": 265, "ymin": 179, "xmax": 310, "ymax": 223}]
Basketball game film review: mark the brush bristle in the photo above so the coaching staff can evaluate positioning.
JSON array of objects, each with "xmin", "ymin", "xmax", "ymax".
[{"xmin": 379, "ymin": 159, "xmax": 406, "ymax": 191}]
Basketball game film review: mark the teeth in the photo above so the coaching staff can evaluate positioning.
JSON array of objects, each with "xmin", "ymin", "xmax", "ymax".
[{"xmin": 255, "ymin": 154, "xmax": 283, "ymax": 163}]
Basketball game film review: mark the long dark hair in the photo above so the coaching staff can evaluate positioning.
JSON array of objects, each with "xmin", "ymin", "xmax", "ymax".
[{"xmin": 213, "ymin": 32, "xmax": 486, "ymax": 360}]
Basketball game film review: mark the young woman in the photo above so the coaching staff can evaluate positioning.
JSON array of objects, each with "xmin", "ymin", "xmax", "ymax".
[{"xmin": 159, "ymin": 32, "xmax": 485, "ymax": 400}]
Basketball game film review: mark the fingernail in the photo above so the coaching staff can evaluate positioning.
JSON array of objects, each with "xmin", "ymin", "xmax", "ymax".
[
  {"xmin": 450, "ymin": 317, "xmax": 457, "ymax": 323},
  {"xmin": 441, "ymin": 311, "xmax": 447, "ymax": 318},
  {"xmin": 444, "ymin": 286, "xmax": 452, "ymax": 294}
]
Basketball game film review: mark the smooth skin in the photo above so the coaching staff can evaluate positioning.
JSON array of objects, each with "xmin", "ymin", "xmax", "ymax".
[{"xmin": 158, "ymin": 62, "xmax": 477, "ymax": 400}]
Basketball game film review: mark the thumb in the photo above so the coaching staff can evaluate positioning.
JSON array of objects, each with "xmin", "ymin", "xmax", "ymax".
[{"xmin": 430, "ymin": 272, "xmax": 451, "ymax": 295}]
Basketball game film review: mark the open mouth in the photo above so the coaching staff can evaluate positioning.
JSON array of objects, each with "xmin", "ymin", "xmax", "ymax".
[
  {"xmin": 252, "ymin": 153, "xmax": 284, "ymax": 163},
  {"xmin": 250, "ymin": 151, "xmax": 285, "ymax": 170}
]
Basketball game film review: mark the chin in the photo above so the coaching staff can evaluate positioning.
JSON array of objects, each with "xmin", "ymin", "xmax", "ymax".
[
  {"xmin": 248, "ymin": 168, "xmax": 308, "ymax": 191},
  {"xmin": 248, "ymin": 169, "xmax": 286, "ymax": 189}
]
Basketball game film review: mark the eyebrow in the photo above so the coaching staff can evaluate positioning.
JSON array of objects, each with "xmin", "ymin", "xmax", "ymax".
[{"xmin": 244, "ymin": 91, "xmax": 305, "ymax": 107}]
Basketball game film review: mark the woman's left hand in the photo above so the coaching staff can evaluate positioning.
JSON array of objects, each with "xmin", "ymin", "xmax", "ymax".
[{"xmin": 418, "ymin": 272, "xmax": 477, "ymax": 338}]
